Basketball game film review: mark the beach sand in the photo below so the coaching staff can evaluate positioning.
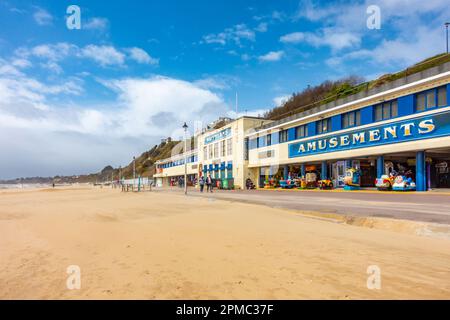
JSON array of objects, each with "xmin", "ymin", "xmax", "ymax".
[{"xmin": 0, "ymin": 186, "xmax": 449, "ymax": 299}]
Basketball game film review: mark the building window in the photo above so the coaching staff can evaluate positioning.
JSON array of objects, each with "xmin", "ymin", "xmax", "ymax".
[
  {"xmin": 203, "ymin": 146, "xmax": 207, "ymax": 160},
  {"xmin": 220, "ymin": 140, "xmax": 226, "ymax": 157},
  {"xmin": 316, "ymin": 118, "xmax": 331, "ymax": 134},
  {"xmin": 342, "ymin": 110, "xmax": 361, "ymax": 129},
  {"xmin": 208, "ymin": 144, "xmax": 213, "ymax": 159},
  {"xmin": 296, "ymin": 125, "xmax": 308, "ymax": 139},
  {"xmin": 374, "ymin": 100, "xmax": 398, "ymax": 121},
  {"xmin": 438, "ymin": 86, "xmax": 447, "ymax": 107},
  {"xmin": 416, "ymin": 86, "xmax": 447, "ymax": 112},
  {"xmin": 244, "ymin": 138, "xmax": 249, "ymax": 160},
  {"xmin": 266, "ymin": 134, "xmax": 272, "ymax": 146},
  {"xmin": 279, "ymin": 130, "xmax": 288, "ymax": 143},
  {"xmin": 227, "ymin": 138, "xmax": 232, "ymax": 156},
  {"xmin": 215, "ymin": 143, "xmax": 219, "ymax": 158}
]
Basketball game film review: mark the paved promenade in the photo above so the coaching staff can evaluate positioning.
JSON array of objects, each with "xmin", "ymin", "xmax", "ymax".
[{"xmin": 156, "ymin": 187, "xmax": 450, "ymax": 224}]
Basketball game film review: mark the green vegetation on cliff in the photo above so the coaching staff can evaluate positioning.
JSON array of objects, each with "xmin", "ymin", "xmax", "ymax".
[{"xmin": 265, "ymin": 53, "xmax": 450, "ymax": 121}]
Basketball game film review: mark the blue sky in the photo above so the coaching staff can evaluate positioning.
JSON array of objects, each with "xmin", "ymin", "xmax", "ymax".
[{"xmin": 0, "ymin": 0, "xmax": 449, "ymax": 179}]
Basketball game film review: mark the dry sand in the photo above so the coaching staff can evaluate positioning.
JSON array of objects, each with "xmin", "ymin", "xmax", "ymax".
[{"xmin": 0, "ymin": 186, "xmax": 449, "ymax": 299}]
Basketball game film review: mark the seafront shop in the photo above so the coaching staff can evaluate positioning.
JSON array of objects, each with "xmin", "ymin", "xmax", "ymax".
[
  {"xmin": 154, "ymin": 116, "xmax": 270, "ymax": 189},
  {"xmin": 261, "ymin": 65, "xmax": 450, "ymax": 193},
  {"xmin": 197, "ymin": 116, "xmax": 271, "ymax": 189},
  {"xmin": 154, "ymin": 151, "xmax": 199, "ymax": 187},
  {"xmin": 260, "ymin": 109, "xmax": 450, "ymax": 190},
  {"xmin": 201, "ymin": 162, "xmax": 234, "ymax": 188}
]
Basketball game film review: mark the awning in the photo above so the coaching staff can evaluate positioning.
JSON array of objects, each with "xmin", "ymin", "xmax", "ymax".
[
  {"xmin": 214, "ymin": 164, "xmax": 219, "ymax": 171},
  {"xmin": 220, "ymin": 162, "xmax": 226, "ymax": 170},
  {"xmin": 227, "ymin": 162, "xmax": 233, "ymax": 170}
]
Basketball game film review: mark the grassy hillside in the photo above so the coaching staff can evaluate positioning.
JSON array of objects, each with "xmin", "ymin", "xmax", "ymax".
[
  {"xmin": 265, "ymin": 53, "xmax": 450, "ymax": 121},
  {"xmin": 118, "ymin": 140, "xmax": 181, "ymax": 179}
]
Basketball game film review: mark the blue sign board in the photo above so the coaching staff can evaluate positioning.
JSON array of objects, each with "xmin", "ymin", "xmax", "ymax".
[
  {"xmin": 289, "ymin": 110, "xmax": 450, "ymax": 158},
  {"xmin": 205, "ymin": 127, "xmax": 231, "ymax": 145}
]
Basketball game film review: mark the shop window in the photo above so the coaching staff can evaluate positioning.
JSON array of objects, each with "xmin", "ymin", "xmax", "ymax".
[
  {"xmin": 279, "ymin": 130, "xmax": 288, "ymax": 143},
  {"xmin": 374, "ymin": 99, "xmax": 398, "ymax": 121},
  {"xmin": 296, "ymin": 125, "xmax": 308, "ymax": 139},
  {"xmin": 416, "ymin": 86, "xmax": 447, "ymax": 112},
  {"xmin": 316, "ymin": 118, "xmax": 331, "ymax": 134},
  {"xmin": 227, "ymin": 168, "xmax": 233, "ymax": 179},
  {"xmin": 342, "ymin": 110, "xmax": 361, "ymax": 129}
]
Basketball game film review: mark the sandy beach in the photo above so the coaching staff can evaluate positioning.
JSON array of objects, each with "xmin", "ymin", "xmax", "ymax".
[{"xmin": 0, "ymin": 186, "xmax": 449, "ymax": 299}]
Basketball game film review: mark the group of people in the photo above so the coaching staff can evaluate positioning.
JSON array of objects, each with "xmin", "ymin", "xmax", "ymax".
[{"xmin": 198, "ymin": 174, "xmax": 214, "ymax": 193}]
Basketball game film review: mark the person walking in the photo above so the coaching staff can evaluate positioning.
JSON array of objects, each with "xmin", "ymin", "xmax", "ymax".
[
  {"xmin": 199, "ymin": 175, "xmax": 205, "ymax": 193},
  {"xmin": 206, "ymin": 174, "xmax": 213, "ymax": 193}
]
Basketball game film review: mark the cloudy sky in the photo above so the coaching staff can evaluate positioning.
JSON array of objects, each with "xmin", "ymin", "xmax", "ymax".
[{"xmin": 0, "ymin": 0, "xmax": 449, "ymax": 179}]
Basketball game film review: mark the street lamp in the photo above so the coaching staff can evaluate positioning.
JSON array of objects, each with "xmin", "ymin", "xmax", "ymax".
[
  {"xmin": 182, "ymin": 122, "xmax": 188, "ymax": 195},
  {"xmin": 446, "ymin": 23, "xmax": 450, "ymax": 54},
  {"xmin": 133, "ymin": 156, "xmax": 136, "ymax": 191}
]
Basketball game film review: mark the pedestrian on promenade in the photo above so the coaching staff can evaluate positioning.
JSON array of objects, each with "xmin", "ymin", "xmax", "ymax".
[
  {"xmin": 199, "ymin": 175, "xmax": 205, "ymax": 193},
  {"xmin": 206, "ymin": 174, "xmax": 213, "ymax": 193}
]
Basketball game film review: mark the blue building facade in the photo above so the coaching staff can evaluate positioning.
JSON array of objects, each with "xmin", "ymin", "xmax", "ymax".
[{"xmin": 247, "ymin": 69, "xmax": 450, "ymax": 191}]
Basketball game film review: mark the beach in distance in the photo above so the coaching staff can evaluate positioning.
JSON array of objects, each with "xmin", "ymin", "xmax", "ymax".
[{"xmin": 0, "ymin": 186, "xmax": 449, "ymax": 299}]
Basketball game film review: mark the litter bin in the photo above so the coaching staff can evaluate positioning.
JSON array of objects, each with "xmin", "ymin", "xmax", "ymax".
[
  {"xmin": 216, "ymin": 180, "xmax": 221, "ymax": 189},
  {"xmin": 222, "ymin": 179, "xmax": 229, "ymax": 190}
]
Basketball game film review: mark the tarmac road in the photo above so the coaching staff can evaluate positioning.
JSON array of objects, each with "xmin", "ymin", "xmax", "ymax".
[{"xmin": 157, "ymin": 187, "xmax": 450, "ymax": 224}]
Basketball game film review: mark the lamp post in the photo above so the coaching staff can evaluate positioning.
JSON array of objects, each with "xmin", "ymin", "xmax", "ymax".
[
  {"xmin": 182, "ymin": 122, "xmax": 188, "ymax": 195},
  {"xmin": 446, "ymin": 22, "xmax": 450, "ymax": 54},
  {"xmin": 133, "ymin": 156, "xmax": 136, "ymax": 191}
]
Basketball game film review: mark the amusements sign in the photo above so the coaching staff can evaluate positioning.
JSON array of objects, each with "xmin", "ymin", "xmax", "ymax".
[
  {"xmin": 205, "ymin": 127, "xmax": 231, "ymax": 145},
  {"xmin": 289, "ymin": 110, "xmax": 450, "ymax": 158}
]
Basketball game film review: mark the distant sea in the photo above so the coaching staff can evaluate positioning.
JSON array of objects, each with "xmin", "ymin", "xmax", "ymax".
[{"xmin": 0, "ymin": 183, "xmax": 52, "ymax": 190}]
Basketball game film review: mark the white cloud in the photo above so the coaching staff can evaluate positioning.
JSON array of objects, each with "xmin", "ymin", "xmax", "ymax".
[
  {"xmin": 273, "ymin": 94, "xmax": 291, "ymax": 106},
  {"xmin": 258, "ymin": 50, "xmax": 284, "ymax": 62},
  {"xmin": 0, "ymin": 71, "xmax": 237, "ymax": 178},
  {"xmin": 318, "ymin": 0, "xmax": 450, "ymax": 68},
  {"xmin": 255, "ymin": 22, "xmax": 268, "ymax": 33},
  {"xmin": 203, "ymin": 24, "xmax": 255, "ymax": 46},
  {"xmin": 80, "ymin": 45, "xmax": 126, "ymax": 66},
  {"xmin": 40, "ymin": 61, "xmax": 63, "ymax": 74},
  {"xmin": 280, "ymin": 32, "xmax": 305, "ymax": 44},
  {"xmin": 126, "ymin": 47, "xmax": 159, "ymax": 65},
  {"xmin": 0, "ymin": 59, "xmax": 23, "ymax": 76},
  {"xmin": 329, "ymin": 25, "xmax": 445, "ymax": 69},
  {"xmin": 193, "ymin": 75, "xmax": 238, "ymax": 91},
  {"xmin": 84, "ymin": 17, "xmax": 109, "ymax": 31},
  {"xmin": 33, "ymin": 7, "xmax": 53, "ymax": 26},
  {"xmin": 11, "ymin": 58, "xmax": 31, "ymax": 68},
  {"xmin": 280, "ymin": 30, "xmax": 360, "ymax": 51},
  {"xmin": 14, "ymin": 43, "xmax": 160, "ymax": 70},
  {"xmin": 17, "ymin": 43, "xmax": 75, "ymax": 61}
]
